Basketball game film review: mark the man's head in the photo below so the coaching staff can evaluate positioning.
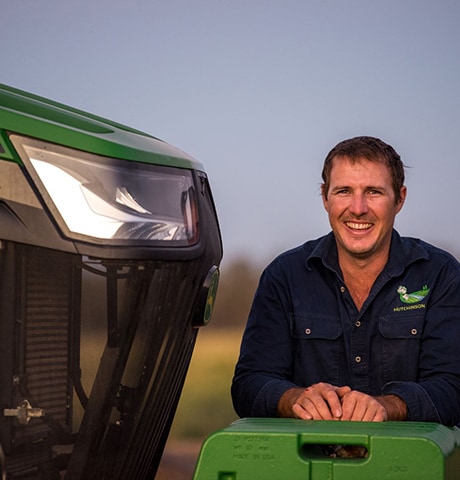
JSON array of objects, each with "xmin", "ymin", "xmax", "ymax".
[
  {"xmin": 320, "ymin": 136, "xmax": 407, "ymax": 264},
  {"xmin": 321, "ymin": 136, "xmax": 405, "ymax": 204}
]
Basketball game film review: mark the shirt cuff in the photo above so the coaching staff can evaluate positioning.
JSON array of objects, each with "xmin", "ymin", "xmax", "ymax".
[
  {"xmin": 382, "ymin": 381, "xmax": 441, "ymax": 423},
  {"xmin": 251, "ymin": 379, "xmax": 298, "ymax": 417}
]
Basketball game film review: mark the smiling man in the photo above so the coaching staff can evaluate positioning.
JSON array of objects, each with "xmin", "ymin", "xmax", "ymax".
[{"xmin": 232, "ymin": 136, "xmax": 460, "ymax": 426}]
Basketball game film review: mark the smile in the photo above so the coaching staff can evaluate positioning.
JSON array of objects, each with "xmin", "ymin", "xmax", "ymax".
[{"xmin": 346, "ymin": 222, "xmax": 373, "ymax": 230}]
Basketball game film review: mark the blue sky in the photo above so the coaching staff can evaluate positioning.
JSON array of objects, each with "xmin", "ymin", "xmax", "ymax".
[{"xmin": 3, "ymin": 0, "xmax": 460, "ymax": 265}]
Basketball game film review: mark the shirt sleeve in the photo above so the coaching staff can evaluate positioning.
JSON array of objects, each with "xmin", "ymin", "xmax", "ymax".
[
  {"xmin": 231, "ymin": 265, "xmax": 298, "ymax": 418},
  {"xmin": 383, "ymin": 258, "xmax": 460, "ymax": 426}
]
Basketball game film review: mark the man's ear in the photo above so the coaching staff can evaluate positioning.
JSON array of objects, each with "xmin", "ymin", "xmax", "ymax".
[
  {"xmin": 396, "ymin": 186, "xmax": 407, "ymax": 214},
  {"xmin": 321, "ymin": 184, "xmax": 329, "ymax": 212}
]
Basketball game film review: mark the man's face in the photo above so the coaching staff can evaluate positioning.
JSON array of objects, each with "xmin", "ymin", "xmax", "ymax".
[{"xmin": 322, "ymin": 156, "xmax": 406, "ymax": 262}]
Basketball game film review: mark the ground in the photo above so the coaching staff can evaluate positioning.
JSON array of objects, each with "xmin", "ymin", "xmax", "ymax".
[{"xmin": 156, "ymin": 440, "xmax": 202, "ymax": 479}]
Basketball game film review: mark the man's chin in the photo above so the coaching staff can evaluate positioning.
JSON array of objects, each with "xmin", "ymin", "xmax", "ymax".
[{"xmin": 339, "ymin": 241, "xmax": 377, "ymax": 260}]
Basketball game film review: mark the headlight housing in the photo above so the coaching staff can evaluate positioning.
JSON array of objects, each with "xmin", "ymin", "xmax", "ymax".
[{"xmin": 10, "ymin": 134, "xmax": 199, "ymax": 245}]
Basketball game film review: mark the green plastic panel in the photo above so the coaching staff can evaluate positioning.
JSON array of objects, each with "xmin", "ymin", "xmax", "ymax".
[{"xmin": 193, "ymin": 418, "xmax": 460, "ymax": 479}]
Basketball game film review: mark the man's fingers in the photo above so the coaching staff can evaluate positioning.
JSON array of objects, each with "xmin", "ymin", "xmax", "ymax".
[
  {"xmin": 279, "ymin": 383, "xmax": 358, "ymax": 421},
  {"xmin": 341, "ymin": 391, "xmax": 388, "ymax": 422},
  {"xmin": 299, "ymin": 383, "xmax": 345, "ymax": 420},
  {"xmin": 336, "ymin": 385, "xmax": 352, "ymax": 398},
  {"xmin": 296, "ymin": 395, "xmax": 332, "ymax": 420},
  {"xmin": 288, "ymin": 385, "xmax": 391, "ymax": 422},
  {"xmin": 292, "ymin": 402, "xmax": 313, "ymax": 420}
]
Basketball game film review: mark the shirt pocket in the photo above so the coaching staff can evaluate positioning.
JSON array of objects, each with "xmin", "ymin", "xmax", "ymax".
[
  {"xmin": 379, "ymin": 314, "xmax": 424, "ymax": 339},
  {"xmin": 378, "ymin": 313, "xmax": 425, "ymax": 381},
  {"xmin": 291, "ymin": 313, "xmax": 342, "ymax": 340},
  {"xmin": 290, "ymin": 313, "xmax": 342, "ymax": 386}
]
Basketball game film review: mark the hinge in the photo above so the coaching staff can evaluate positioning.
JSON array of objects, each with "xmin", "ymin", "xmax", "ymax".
[{"xmin": 4, "ymin": 400, "xmax": 45, "ymax": 425}]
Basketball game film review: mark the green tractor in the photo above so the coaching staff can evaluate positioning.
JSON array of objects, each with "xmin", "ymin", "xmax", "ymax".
[{"xmin": 0, "ymin": 84, "xmax": 222, "ymax": 479}]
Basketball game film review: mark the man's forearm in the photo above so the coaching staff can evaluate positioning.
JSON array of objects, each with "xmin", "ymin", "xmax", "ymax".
[
  {"xmin": 374, "ymin": 394, "xmax": 407, "ymax": 421},
  {"xmin": 277, "ymin": 387, "xmax": 307, "ymax": 418}
]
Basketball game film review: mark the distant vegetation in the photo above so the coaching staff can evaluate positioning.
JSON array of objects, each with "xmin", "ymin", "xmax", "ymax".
[{"xmin": 211, "ymin": 258, "xmax": 262, "ymax": 330}]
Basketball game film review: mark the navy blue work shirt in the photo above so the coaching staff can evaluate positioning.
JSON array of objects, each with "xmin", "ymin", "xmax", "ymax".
[{"xmin": 231, "ymin": 230, "xmax": 460, "ymax": 426}]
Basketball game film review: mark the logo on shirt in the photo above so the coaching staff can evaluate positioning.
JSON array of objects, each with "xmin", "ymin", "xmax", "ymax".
[{"xmin": 397, "ymin": 285, "xmax": 430, "ymax": 304}]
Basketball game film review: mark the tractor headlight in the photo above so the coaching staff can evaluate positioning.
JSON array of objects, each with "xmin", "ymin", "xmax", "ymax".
[{"xmin": 10, "ymin": 135, "xmax": 199, "ymax": 245}]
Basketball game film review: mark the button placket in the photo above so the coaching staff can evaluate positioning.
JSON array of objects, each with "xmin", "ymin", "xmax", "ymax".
[{"xmin": 349, "ymin": 307, "xmax": 369, "ymax": 390}]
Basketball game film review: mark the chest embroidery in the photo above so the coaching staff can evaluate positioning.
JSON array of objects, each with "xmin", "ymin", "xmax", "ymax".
[{"xmin": 397, "ymin": 285, "xmax": 430, "ymax": 304}]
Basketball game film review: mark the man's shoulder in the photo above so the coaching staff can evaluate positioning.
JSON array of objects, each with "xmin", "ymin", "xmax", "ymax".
[
  {"xmin": 278, "ymin": 236, "xmax": 326, "ymax": 257},
  {"xmin": 399, "ymin": 235, "xmax": 460, "ymax": 268},
  {"xmin": 266, "ymin": 235, "xmax": 329, "ymax": 271}
]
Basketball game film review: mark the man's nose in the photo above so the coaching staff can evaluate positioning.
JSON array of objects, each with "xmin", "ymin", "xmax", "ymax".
[{"xmin": 348, "ymin": 193, "xmax": 369, "ymax": 216}]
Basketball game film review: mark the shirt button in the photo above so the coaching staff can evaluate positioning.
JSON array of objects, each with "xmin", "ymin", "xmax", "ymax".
[
  {"xmin": 305, "ymin": 328, "xmax": 311, "ymax": 335},
  {"xmin": 411, "ymin": 329, "xmax": 417, "ymax": 335},
  {"xmin": 340, "ymin": 286, "xmax": 346, "ymax": 293},
  {"xmin": 355, "ymin": 320, "xmax": 361, "ymax": 327},
  {"xmin": 355, "ymin": 356, "xmax": 362, "ymax": 363}
]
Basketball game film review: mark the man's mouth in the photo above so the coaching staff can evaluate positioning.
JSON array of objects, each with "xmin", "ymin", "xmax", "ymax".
[{"xmin": 345, "ymin": 221, "xmax": 373, "ymax": 230}]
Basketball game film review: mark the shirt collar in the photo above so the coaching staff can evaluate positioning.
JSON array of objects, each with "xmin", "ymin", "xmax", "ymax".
[
  {"xmin": 385, "ymin": 230, "xmax": 429, "ymax": 276},
  {"xmin": 306, "ymin": 230, "xmax": 429, "ymax": 277}
]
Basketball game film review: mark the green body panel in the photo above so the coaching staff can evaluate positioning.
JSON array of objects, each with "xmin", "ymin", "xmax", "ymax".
[
  {"xmin": 0, "ymin": 84, "xmax": 203, "ymax": 169},
  {"xmin": 193, "ymin": 418, "xmax": 460, "ymax": 479}
]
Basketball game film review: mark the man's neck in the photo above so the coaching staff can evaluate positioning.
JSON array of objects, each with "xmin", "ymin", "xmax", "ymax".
[{"xmin": 338, "ymin": 249, "xmax": 389, "ymax": 310}]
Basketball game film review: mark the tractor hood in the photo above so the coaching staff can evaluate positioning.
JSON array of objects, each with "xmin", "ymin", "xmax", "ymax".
[{"xmin": 0, "ymin": 83, "xmax": 203, "ymax": 170}]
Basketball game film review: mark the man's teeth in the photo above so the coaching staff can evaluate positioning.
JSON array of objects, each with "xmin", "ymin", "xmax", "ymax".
[{"xmin": 346, "ymin": 222, "xmax": 372, "ymax": 230}]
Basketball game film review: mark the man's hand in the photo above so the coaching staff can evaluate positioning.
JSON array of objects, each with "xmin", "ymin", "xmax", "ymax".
[
  {"xmin": 277, "ymin": 382, "xmax": 352, "ymax": 420},
  {"xmin": 278, "ymin": 384, "xmax": 407, "ymax": 422},
  {"xmin": 338, "ymin": 389, "xmax": 388, "ymax": 421},
  {"xmin": 339, "ymin": 390, "xmax": 407, "ymax": 421}
]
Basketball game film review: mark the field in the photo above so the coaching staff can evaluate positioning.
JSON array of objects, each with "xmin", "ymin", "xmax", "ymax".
[
  {"xmin": 157, "ymin": 327, "xmax": 243, "ymax": 478},
  {"xmin": 169, "ymin": 327, "xmax": 243, "ymax": 440}
]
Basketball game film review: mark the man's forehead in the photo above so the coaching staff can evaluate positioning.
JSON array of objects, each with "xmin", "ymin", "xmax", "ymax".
[
  {"xmin": 332, "ymin": 154, "xmax": 385, "ymax": 166},
  {"xmin": 329, "ymin": 156, "xmax": 393, "ymax": 184},
  {"xmin": 330, "ymin": 155, "xmax": 390, "ymax": 173}
]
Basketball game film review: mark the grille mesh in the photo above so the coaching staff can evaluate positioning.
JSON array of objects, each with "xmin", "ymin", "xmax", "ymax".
[{"xmin": 13, "ymin": 249, "xmax": 72, "ymax": 445}]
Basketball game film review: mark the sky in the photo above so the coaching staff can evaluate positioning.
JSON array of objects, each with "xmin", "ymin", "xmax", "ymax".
[{"xmin": 3, "ymin": 0, "xmax": 460, "ymax": 266}]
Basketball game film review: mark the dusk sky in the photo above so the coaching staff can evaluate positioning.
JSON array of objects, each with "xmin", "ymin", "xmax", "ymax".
[{"xmin": 3, "ymin": 0, "xmax": 459, "ymax": 266}]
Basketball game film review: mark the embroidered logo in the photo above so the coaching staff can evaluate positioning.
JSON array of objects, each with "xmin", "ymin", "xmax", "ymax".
[{"xmin": 397, "ymin": 285, "xmax": 430, "ymax": 304}]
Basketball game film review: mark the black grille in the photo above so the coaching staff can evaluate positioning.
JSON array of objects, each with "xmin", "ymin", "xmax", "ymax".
[
  {"xmin": 24, "ymin": 252, "xmax": 72, "ymax": 422},
  {"xmin": 0, "ymin": 242, "xmax": 218, "ymax": 480},
  {"xmin": 12, "ymin": 247, "xmax": 74, "ymax": 447}
]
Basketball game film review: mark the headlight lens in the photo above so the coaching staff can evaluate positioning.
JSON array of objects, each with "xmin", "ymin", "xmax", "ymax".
[{"xmin": 10, "ymin": 135, "xmax": 199, "ymax": 245}]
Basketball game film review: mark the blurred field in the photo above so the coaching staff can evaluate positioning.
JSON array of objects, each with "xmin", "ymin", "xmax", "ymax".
[
  {"xmin": 169, "ymin": 327, "xmax": 243, "ymax": 439},
  {"xmin": 157, "ymin": 327, "xmax": 243, "ymax": 479}
]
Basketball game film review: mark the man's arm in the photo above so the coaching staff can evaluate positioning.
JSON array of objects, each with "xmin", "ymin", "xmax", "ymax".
[
  {"xmin": 373, "ymin": 394, "xmax": 407, "ymax": 420},
  {"xmin": 382, "ymin": 255, "xmax": 460, "ymax": 426},
  {"xmin": 232, "ymin": 266, "xmax": 298, "ymax": 418}
]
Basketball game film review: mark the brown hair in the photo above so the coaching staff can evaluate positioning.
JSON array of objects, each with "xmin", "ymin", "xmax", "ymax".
[{"xmin": 321, "ymin": 136, "xmax": 405, "ymax": 202}]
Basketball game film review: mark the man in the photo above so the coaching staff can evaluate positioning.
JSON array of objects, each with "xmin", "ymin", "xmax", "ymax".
[{"xmin": 231, "ymin": 136, "xmax": 460, "ymax": 426}]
